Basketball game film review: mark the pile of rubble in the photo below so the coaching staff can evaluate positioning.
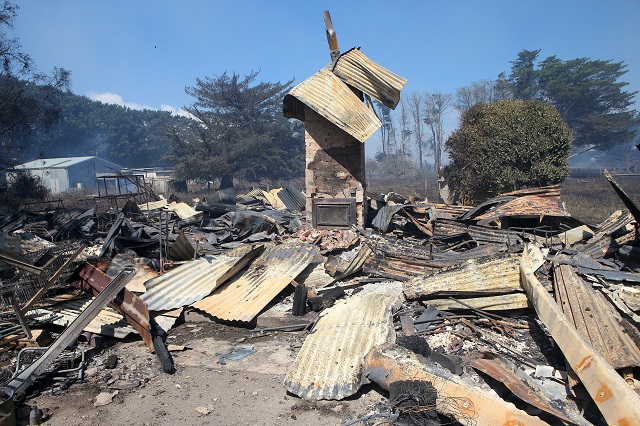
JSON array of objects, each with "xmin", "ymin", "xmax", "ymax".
[{"xmin": 0, "ymin": 174, "xmax": 639, "ymax": 425}]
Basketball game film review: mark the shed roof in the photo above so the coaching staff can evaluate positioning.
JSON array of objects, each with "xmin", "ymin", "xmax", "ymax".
[{"xmin": 14, "ymin": 156, "xmax": 121, "ymax": 170}]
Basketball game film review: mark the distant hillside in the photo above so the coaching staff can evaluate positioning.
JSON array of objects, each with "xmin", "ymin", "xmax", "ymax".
[{"xmin": 18, "ymin": 85, "xmax": 192, "ymax": 168}]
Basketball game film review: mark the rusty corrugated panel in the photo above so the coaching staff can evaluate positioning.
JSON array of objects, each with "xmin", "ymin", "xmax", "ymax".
[
  {"xmin": 521, "ymin": 244, "xmax": 640, "ymax": 424},
  {"xmin": 332, "ymin": 48, "xmax": 407, "ymax": 110},
  {"xmin": 69, "ymin": 263, "xmax": 154, "ymax": 351},
  {"xmin": 138, "ymin": 199, "xmax": 167, "ymax": 211},
  {"xmin": 192, "ymin": 241, "xmax": 318, "ymax": 322},
  {"xmin": 105, "ymin": 254, "xmax": 160, "ymax": 293},
  {"xmin": 575, "ymin": 209, "xmax": 635, "ymax": 258},
  {"xmin": 364, "ymin": 345, "xmax": 548, "ymax": 425},
  {"xmin": 166, "ymin": 201, "xmax": 200, "ymax": 220},
  {"xmin": 168, "ymin": 230, "xmax": 196, "ymax": 261},
  {"xmin": 140, "ymin": 245, "xmax": 263, "ymax": 311},
  {"xmin": 34, "ymin": 299, "xmax": 136, "ymax": 339},
  {"xmin": 284, "ymin": 283, "xmax": 404, "ymax": 400},
  {"xmin": 404, "ymin": 255, "xmax": 521, "ymax": 300},
  {"xmin": 428, "ymin": 293, "xmax": 528, "ymax": 311},
  {"xmin": 501, "ymin": 185, "xmax": 561, "ymax": 197},
  {"xmin": 470, "ymin": 352, "xmax": 589, "ymax": 425},
  {"xmin": 475, "ymin": 195, "xmax": 569, "ymax": 221},
  {"xmin": 283, "ymin": 68, "xmax": 381, "ymax": 142},
  {"xmin": 553, "ymin": 264, "xmax": 640, "ymax": 369},
  {"xmin": 295, "ymin": 262, "xmax": 334, "ymax": 289},
  {"xmin": 32, "ymin": 300, "xmax": 179, "ymax": 339}
]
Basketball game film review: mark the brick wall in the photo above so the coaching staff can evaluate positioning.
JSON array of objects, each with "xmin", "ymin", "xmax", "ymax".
[{"xmin": 304, "ymin": 106, "xmax": 366, "ymax": 227}]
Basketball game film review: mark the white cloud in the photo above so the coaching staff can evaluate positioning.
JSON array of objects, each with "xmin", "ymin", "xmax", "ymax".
[{"xmin": 87, "ymin": 92, "xmax": 192, "ymax": 117}]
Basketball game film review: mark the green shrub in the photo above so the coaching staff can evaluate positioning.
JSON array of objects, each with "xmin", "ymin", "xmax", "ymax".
[{"xmin": 445, "ymin": 100, "xmax": 571, "ymax": 203}]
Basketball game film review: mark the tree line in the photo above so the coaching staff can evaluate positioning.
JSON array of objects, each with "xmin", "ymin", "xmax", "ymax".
[
  {"xmin": 1, "ymin": 0, "xmax": 638, "ymax": 192},
  {"xmin": 373, "ymin": 49, "xmax": 639, "ymax": 178}
]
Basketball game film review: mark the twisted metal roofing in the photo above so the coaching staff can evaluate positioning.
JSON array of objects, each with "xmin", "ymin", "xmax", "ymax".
[
  {"xmin": 192, "ymin": 241, "xmax": 318, "ymax": 322},
  {"xmin": 284, "ymin": 282, "xmax": 404, "ymax": 400}
]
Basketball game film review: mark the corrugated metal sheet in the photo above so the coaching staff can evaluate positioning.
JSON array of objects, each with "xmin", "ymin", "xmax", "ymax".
[
  {"xmin": 428, "ymin": 293, "xmax": 529, "ymax": 311},
  {"xmin": 30, "ymin": 300, "xmax": 179, "ymax": 338},
  {"xmin": 277, "ymin": 186, "xmax": 305, "ymax": 212},
  {"xmin": 553, "ymin": 264, "xmax": 640, "ymax": 369},
  {"xmin": 284, "ymin": 282, "xmax": 404, "ymax": 400},
  {"xmin": 140, "ymin": 245, "xmax": 263, "ymax": 311},
  {"xmin": 403, "ymin": 255, "xmax": 522, "ymax": 300},
  {"xmin": 501, "ymin": 185, "xmax": 561, "ymax": 197},
  {"xmin": 106, "ymin": 254, "xmax": 160, "ymax": 293},
  {"xmin": 192, "ymin": 241, "xmax": 318, "ymax": 322},
  {"xmin": 284, "ymin": 68, "xmax": 381, "ymax": 142},
  {"xmin": 295, "ymin": 262, "xmax": 334, "ymax": 289},
  {"xmin": 166, "ymin": 201, "xmax": 200, "ymax": 220},
  {"xmin": 138, "ymin": 199, "xmax": 168, "ymax": 211},
  {"xmin": 475, "ymin": 195, "xmax": 570, "ymax": 221},
  {"xmin": 332, "ymin": 48, "xmax": 407, "ymax": 110}
]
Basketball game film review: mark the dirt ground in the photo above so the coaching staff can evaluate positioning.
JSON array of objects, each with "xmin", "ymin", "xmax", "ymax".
[{"xmin": 18, "ymin": 316, "xmax": 389, "ymax": 426}]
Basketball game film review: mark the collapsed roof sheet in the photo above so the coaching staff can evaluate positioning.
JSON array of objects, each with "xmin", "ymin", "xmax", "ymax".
[
  {"xmin": 140, "ymin": 245, "xmax": 262, "ymax": 311},
  {"xmin": 331, "ymin": 48, "xmax": 407, "ymax": 110},
  {"xmin": 284, "ymin": 282, "xmax": 403, "ymax": 400},
  {"xmin": 403, "ymin": 255, "xmax": 522, "ymax": 300},
  {"xmin": 192, "ymin": 241, "xmax": 318, "ymax": 322},
  {"xmin": 475, "ymin": 195, "xmax": 570, "ymax": 221},
  {"xmin": 553, "ymin": 264, "xmax": 640, "ymax": 369},
  {"xmin": 283, "ymin": 68, "xmax": 381, "ymax": 142}
]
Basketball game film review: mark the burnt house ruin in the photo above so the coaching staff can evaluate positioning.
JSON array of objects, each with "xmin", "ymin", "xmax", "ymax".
[{"xmin": 283, "ymin": 12, "xmax": 407, "ymax": 229}]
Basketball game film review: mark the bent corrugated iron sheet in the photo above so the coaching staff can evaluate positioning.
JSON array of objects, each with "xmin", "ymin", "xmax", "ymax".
[
  {"xmin": 331, "ymin": 48, "xmax": 407, "ymax": 110},
  {"xmin": 470, "ymin": 352, "xmax": 590, "ymax": 425},
  {"xmin": 521, "ymin": 244, "xmax": 640, "ymax": 424},
  {"xmin": 192, "ymin": 241, "xmax": 318, "ymax": 322},
  {"xmin": 284, "ymin": 282, "xmax": 403, "ymax": 400},
  {"xmin": 364, "ymin": 345, "xmax": 547, "ymax": 426},
  {"xmin": 283, "ymin": 68, "xmax": 381, "ymax": 142},
  {"xmin": 404, "ymin": 255, "xmax": 521, "ymax": 300},
  {"xmin": 140, "ymin": 244, "xmax": 263, "ymax": 311},
  {"xmin": 553, "ymin": 264, "xmax": 640, "ymax": 369}
]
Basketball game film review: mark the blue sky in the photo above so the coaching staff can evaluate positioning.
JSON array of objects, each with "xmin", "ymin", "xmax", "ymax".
[{"xmin": 12, "ymin": 0, "xmax": 640, "ymax": 157}]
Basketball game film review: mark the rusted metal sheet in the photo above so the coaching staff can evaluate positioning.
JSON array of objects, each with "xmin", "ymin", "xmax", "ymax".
[
  {"xmin": 69, "ymin": 263, "xmax": 154, "ymax": 351},
  {"xmin": 364, "ymin": 345, "xmax": 547, "ymax": 426},
  {"xmin": 404, "ymin": 255, "xmax": 521, "ymax": 300},
  {"xmin": 501, "ymin": 185, "xmax": 561, "ymax": 197},
  {"xmin": 283, "ymin": 68, "xmax": 381, "ymax": 142},
  {"xmin": 137, "ymin": 199, "xmax": 167, "ymax": 211},
  {"xmin": 553, "ymin": 264, "xmax": 640, "ymax": 369},
  {"xmin": 521, "ymin": 244, "xmax": 640, "ymax": 425},
  {"xmin": 34, "ymin": 298, "xmax": 136, "ymax": 339},
  {"xmin": 364, "ymin": 235, "xmax": 501, "ymax": 281},
  {"xmin": 575, "ymin": 210, "xmax": 635, "ymax": 258},
  {"xmin": 284, "ymin": 283, "xmax": 404, "ymax": 400},
  {"xmin": 193, "ymin": 241, "xmax": 318, "ymax": 322},
  {"xmin": 166, "ymin": 201, "xmax": 199, "ymax": 220},
  {"xmin": 141, "ymin": 244, "xmax": 263, "ymax": 311},
  {"xmin": 428, "ymin": 293, "xmax": 528, "ymax": 311},
  {"xmin": 331, "ymin": 48, "xmax": 407, "ymax": 110},
  {"xmin": 475, "ymin": 195, "xmax": 570, "ymax": 222},
  {"xmin": 295, "ymin": 262, "xmax": 334, "ymax": 289},
  {"xmin": 470, "ymin": 352, "xmax": 589, "ymax": 425},
  {"xmin": 105, "ymin": 253, "xmax": 160, "ymax": 293}
]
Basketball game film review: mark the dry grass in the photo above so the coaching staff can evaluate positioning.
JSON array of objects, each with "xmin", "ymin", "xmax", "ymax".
[{"xmin": 561, "ymin": 174, "xmax": 640, "ymax": 226}]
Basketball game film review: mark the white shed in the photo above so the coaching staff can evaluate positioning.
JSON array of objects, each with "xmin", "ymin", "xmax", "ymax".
[{"xmin": 11, "ymin": 156, "xmax": 123, "ymax": 194}]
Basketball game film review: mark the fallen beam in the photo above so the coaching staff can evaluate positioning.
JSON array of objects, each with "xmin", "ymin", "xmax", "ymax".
[
  {"xmin": 520, "ymin": 244, "xmax": 640, "ymax": 425},
  {"xmin": 363, "ymin": 345, "xmax": 547, "ymax": 426}
]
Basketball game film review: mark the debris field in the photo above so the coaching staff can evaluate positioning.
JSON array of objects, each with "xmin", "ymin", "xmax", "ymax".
[{"xmin": 0, "ymin": 173, "xmax": 639, "ymax": 426}]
